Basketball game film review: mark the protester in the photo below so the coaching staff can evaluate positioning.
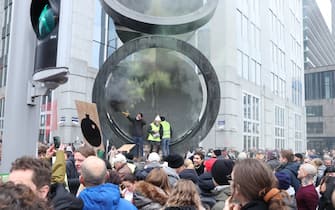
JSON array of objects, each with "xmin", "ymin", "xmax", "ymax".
[
  {"xmin": 193, "ymin": 151, "xmax": 206, "ymax": 176},
  {"xmin": 179, "ymin": 159, "xmax": 199, "ymax": 185},
  {"xmin": 65, "ymin": 145, "xmax": 79, "ymax": 195},
  {"xmin": 122, "ymin": 112, "xmax": 146, "ymax": 158},
  {"xmin": 133, "ymin": 168, "xmax": 170, "ymax": 209},
  {"xmin": 318, "ymin": 166, "xmax": 335, "ymax": 210},
  {"xmin": 121, "ymin": 173, "xmax": 137, "ymax": 203},
  {"xmin": 276, "ymin": 150, "xmax": 301, "ymax": 192},
  {"xmin": 296, "ymin": 163, "xmax": 318, "ymax": 210},
  {"xmin": 160, "ymin": 116, "xmax": 172, "ymax": 158},
  {"xmin": 78, "ymin": 156, "xmax": 136, "ymax": 210},
  {"xmin": 0, "ymin": 181, "xmax": 52, "ymax": 210},
  {"xmin": 113, "ymin": 153, "xmax": 132, "ymax": 180},
  {"xmin": 275, "ymin": 171, "xmax": 297, "ymax": 210},
  {"xmin": 237, "ymin": 151, "xmax": 247, "ymax": 160},
  {"xmin": 105, "ymin": 169, "xmax": 122, "ymax": 185},
  {"xmin": 224, "ymin": 158, "xmax": 289, "ymax": 210},
  {"xmin": 266, "ymin": 151, "xmax": 280, "ymax": 171},
  {"xmin": 198, "ymin": 171, "xmax": 216, "ymax": 209},
  {"xmin": 9, "ymin": 155, "xmax": 83, "ymax": 210},
  {"xmin": 204, "ymin": 149, "xmax": 220, "ymax": 172},
  {"xmin": 310, "ymin": 158, "xmax": 327, "ymax": 186},
  {"xmin": 163, "ymin": 179, "xmax": 205, "ymax": 210},
  {"xmin": 210, "ymin": 159, "xmax": 234, "ymax": 210},
  {"xmin": 135, "ymin": 152, "xmax": 161, "ymax": 180},
  {"xmin": 72, "ymin": 145, "xmax": 96, "ymax": 195},
  {"xmin": 294, "ymin": 153, "xmax": 304, "ymax": 164},
  {"xmin": 147, "ymin": 115, "xmax": 163, "ymax": 153}
]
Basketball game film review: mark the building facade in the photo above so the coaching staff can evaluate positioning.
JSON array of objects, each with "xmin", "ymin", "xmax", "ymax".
[
  {"xmin": 304, "ymin": 0, "xmax": 335, "ymax": 153},
  {"xmin": 202, "ymin": 0, "xmax": 305, "ymax": 152},
  {"xmin": 0, "ymin": 0, "xmax": 306, "ymax": 162}
]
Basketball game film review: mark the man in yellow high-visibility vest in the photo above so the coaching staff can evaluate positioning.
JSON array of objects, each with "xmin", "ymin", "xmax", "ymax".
[
  {"xmin": 160, "ymin": 116, "xmax": 172, "ymax": 158},
  {"xmin": 147, "ymin": 115, "xmax": 163, "ymax": 153}
]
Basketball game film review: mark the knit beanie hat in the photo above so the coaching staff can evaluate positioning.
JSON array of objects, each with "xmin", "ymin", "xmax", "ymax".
[
  {"xmin": 165, "ymin": 154, "xmax": 184, "ymax": 169},
  {"xmin": 213, "ymin": 149, "xmax": 221, "ymax": 157},
  {"xmin": 275, "ymin": 171, "xmax": 291, "ymax": 190},
  {"xmin": 154, "ymin": 115, "xmax": 161, "ymax": 122},
  {"xmin": 211, "ymin": 159, "xmax": 234, "ymax": 185}
]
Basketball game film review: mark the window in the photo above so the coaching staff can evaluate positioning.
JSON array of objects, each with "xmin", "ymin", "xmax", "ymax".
[
  {"xmin": 237, "ymin": 50, "xmax": 243, "ymax": 76},
  {"xmin": 306, "ymin": 106, "xmax": 323, "ymax": 117},
  {"xmin": 242, "ymin": 15, "xmax": 248, "ymax": 40},
  {"xmin": 0, "ymin": 97, "xmax": 5, "ymax": 140},
  {"xmin": 236, "ymin": 10, "xmax": 243, "ymax": 39},
  {"xmin": 0, "ymin": 2, "xmax": 12, "ymax": 88},
  {"xmin": 307, "ymin": 122, "xmax": 323, "ymax": 134},
  {"xmin": 91, "ymin": 1, "xmax": 117, "ymax": 69},
  {"xmin": 255, "ymin": 62, "xmax": 261, "ymax": 85},
  {"xmin": 275, "ymin": 106, "xmax": 285, "ymax": 149},
  {"xmin": 39, "ymin": 92, "xmax": 53, "ymax": 143},
  {"xmin": 250, "ymin": 59, "xmax": 256, "ymax": 83},
  {"xmin": 243, "ymin": 53, "xmax": 249, "ymax": 80},
  {"xmin": 305, "ymin": 71, "xmax": 335, "ymax": 100},
  {"xmin": 238, "ymin": 49, "xmax": 261, "ymax": 86},
  {"xmin": 243, "ymin": 93, "xmax": 260, "ymax": 151},
  {"xmin": 294, "ymin": 114, "xmax": 302, "ymax": 152}
]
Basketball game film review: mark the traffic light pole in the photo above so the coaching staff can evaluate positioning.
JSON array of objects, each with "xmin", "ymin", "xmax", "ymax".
[{"xmin": 0, "ymin": 1, "xmax": 41, "ymax": 173}]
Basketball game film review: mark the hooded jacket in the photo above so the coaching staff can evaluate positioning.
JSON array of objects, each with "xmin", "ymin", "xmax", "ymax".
[
  {"xmin": 198, "ymin": 172, "xmax": 216, "ymax": 209},
  {"xmin": 276, "ymin": 162, "xmax": 301, "ymax": 192},
  {"xmin": 78, "ymin": 183, "xmax": 137, "ymax": 210}
]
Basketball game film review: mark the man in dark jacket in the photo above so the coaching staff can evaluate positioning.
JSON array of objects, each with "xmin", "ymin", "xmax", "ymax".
[
  {"xmin": 276, "ymin": 149, "xmax": 301, "ymax": 192},
  {"xmin": 66, "ymin": 148, "xmax": 79, "ymax": 195},
  {"xmin": 193, "ymin": 151, "xmax": 205, "ymax": 176},
  {"xmin": 198, "ymin": 172, "xmax": 216, "ymax": 209},
  {"xmin": 123, "ymin": 112, "xmax": 146, "ymax": 158}
]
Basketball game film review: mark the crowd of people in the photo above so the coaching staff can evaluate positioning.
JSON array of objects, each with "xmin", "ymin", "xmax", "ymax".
[
  {"xmin": 2, "ymin": 140, "xmax": 335, "ymax": 210},
  {"xmin": 0, "ymin": 110, "xmax": 335, "ymax": 209}
]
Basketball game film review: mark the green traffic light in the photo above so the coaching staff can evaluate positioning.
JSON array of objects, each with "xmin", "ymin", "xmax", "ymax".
[{"xmin": 38, "ymin": 4, "xmax": 55, "ymax": 39}]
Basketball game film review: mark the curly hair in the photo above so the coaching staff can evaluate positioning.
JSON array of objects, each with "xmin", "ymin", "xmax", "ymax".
[
  {"xmin": 10, "ymin": 156, "xmax": 51, "ymax": 189},
  {"xmin": 233, "ymin": 159, "xmax": 289, "ymax": 210},
  {"xmin": 0, "ymin": 181, "xmax": 52, "ymax": 210},
  {"xmin": 165, "ymin": 179, "xmax": 203, "ymax": 209}
]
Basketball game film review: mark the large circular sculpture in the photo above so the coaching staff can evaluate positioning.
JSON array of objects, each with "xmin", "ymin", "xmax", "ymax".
[
  {"xmin": 92, "ymin": 36, "xmax": 220, "ymax": 151},
  {"xmin": 100, "ymin": 0, "xmax": 219, "ymax": 35}
]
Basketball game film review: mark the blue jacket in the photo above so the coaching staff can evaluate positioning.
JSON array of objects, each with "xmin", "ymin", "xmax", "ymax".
[{"xmin": 79, "ymin": 183, "xmax": 137, "ymax": 210}]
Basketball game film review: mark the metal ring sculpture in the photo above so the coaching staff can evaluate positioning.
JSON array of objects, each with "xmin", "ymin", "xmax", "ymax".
[{"xmin": 93, "ymin": 1, "xmax": 220, "ymax": 151}]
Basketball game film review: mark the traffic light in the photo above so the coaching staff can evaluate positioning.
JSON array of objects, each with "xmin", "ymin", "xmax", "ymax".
[{"xmin": 30, "ymin": 0, "xmax": 67, "ymax": 86}]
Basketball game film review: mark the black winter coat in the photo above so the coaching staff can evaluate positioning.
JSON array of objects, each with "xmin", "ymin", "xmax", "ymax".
[
  {"xmin": 49, "ymin": 183, "xmax": 83, "ymax": 210},
  {"xmin": 241, "ymin": 200, "xmax": 268, "ymax": 210}
]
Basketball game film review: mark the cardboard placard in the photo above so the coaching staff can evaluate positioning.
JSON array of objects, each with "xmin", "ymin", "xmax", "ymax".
[
  {"xmin": 75, "ymin": 100, "xmax": 104, "ymax": 151},
  {"xmin": 117, "ymin": 144, "xmax": 135, "ymax": 153}
]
